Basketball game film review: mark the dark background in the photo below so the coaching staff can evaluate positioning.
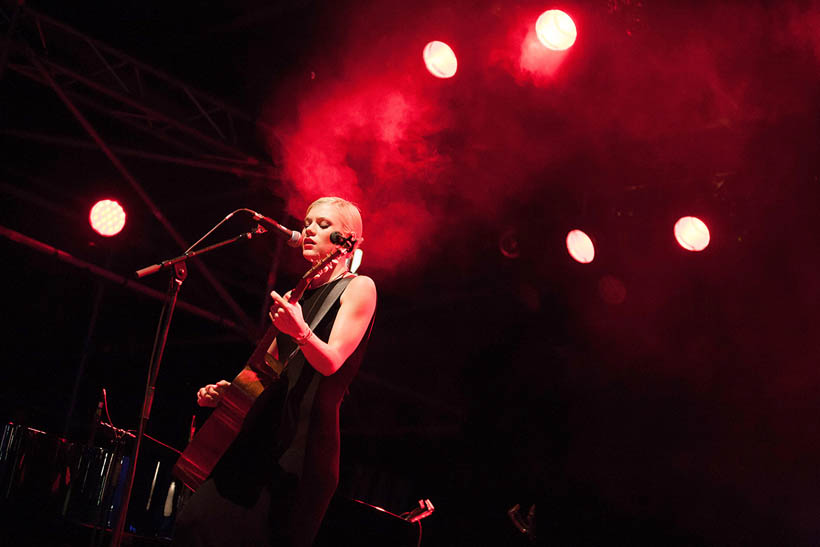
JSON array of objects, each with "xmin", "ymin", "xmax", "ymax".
[{"xmin": 2, "ymin": 0, "xmax": 820, "ymax": 545}]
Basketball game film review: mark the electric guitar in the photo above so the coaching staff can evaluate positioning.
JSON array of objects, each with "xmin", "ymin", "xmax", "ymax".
[{"xmin": 172, "ymin": 242, "xmax": 352, "ymax": 491}]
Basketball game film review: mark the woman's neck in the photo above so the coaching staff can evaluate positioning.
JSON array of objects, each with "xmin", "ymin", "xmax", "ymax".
[{"xmin": 310, "ymin": 262, "xmax": 350, "ymax": 288}]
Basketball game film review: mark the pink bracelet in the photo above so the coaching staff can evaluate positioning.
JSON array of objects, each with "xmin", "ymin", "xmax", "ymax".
[{"xmin": 293, "ymin": 328, "xmax": 312, "ymax": 346}]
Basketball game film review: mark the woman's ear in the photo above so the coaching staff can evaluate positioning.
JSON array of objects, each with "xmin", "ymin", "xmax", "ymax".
[{"xmin": 351, "ymin": 233, "xmax": 363, "ymax": 250}]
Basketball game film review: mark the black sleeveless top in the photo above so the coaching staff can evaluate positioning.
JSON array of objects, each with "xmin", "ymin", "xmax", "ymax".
[{"xmin": 210, "ymin": 276, "xmax": 373, "ymax": 544}]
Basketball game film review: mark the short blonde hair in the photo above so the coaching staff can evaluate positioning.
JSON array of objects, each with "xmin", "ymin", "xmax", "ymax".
[{"xmin": 306, "ymin": 196, "xmax": 364, "ymax": 247}]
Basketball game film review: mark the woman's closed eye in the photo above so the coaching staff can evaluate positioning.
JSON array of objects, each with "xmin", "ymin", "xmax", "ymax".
[{"xmin": 304, "ymin": 218, "xmax": 332, "ymax": 229}]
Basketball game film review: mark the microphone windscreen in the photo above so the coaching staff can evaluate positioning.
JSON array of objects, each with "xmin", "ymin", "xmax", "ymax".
[{"xmin": 287, "ymin": 232, "xmax": 304, "ymax": 247}]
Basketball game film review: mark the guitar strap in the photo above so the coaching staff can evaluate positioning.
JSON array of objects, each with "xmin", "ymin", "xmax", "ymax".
[{"xmin": 282, "ymin": 276, "xmax": 354, "ymax": 367}]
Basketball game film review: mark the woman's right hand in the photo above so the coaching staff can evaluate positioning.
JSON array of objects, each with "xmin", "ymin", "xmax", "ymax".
[{"xmin": 196, "ymin": 380, "xmax": 230, "ymax": 407}]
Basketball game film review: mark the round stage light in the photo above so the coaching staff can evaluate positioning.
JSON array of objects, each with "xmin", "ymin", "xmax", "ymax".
[
  {"xmin": 674, "ymin": 216, "xmax": 710, "ymax": 251},
  {"xmin": 89, "ymin": 199, "xmax": 126, "ymax": 237},
  {"xmin": 535, "ymin": 9, "xmax": 577, "ymax": 51},
  {"xmin": 423, "ymin": 40, "xmax": 458, "ymax": 78},
  {"xmin": 566, "ymin": 229, "xmax": 595, "ymax": 263}
]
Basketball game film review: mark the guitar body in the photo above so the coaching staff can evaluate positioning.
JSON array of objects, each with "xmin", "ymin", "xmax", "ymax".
[
  {"xmin": 172, "ymin": 241, "xmax": 352, "ymax": 492},
  {"xmin": 172, "ymin": 359, "xmax": 280, "ymax": 491}
]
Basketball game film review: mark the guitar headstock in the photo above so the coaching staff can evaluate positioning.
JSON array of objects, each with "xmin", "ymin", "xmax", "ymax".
[{"xmin": 301, "ymin": 237, "xmax": 355, "ymax": 281}]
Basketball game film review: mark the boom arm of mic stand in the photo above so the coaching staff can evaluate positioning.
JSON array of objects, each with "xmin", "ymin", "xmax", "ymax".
[{"xmin": 135, "ymin": 226, "xmax": 267, "ymax": 278}]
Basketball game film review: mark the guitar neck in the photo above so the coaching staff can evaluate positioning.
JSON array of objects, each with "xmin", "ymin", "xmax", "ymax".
[
  {"xmin": 246, "ymin": 247, "xmax": 347, "ymax": 373},
  {"xmin": 246, "ymin": 276, "xmax": 311, "ymax": 372}
]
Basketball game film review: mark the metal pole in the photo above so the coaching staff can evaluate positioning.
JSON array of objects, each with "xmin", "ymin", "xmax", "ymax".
[
  {"xmin": 110, "ymin": 261, "xmax": 187, "ymax": 547},
  {"xmin": 0, "ymin": 224, "xmax": 249, "ymax": 337},
  {"xmin": 62, "ymin": 251, "xmax": 110, "ymax": 439},
  {"xmin": 1, "ymin": 129, "xmax": 276, "ymax": 178}
]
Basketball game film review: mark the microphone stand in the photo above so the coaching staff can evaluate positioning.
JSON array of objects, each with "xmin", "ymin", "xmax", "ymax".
[{"xmin": 109, "ymin": 225, "xmax": 267, "ymax": 547}]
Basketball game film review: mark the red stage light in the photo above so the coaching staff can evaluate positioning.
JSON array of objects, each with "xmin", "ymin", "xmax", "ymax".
[
  {"xmin": 89, "ymin": 199, "xmax": 126, "ymax": 237},
  {"xmin": 535, "ymin": 10, "xmax": 577, "ymax": 51},
  {"xmin": 674, "ymin": 216, "xmax": 710, "ymax": 251},
  {"xmin": 566, "ymin": 229, "xmax": 594, "ymax": 263},
  {"xmin": 423, "ymin": 41, "xmax": 458, "ymax": 78}
]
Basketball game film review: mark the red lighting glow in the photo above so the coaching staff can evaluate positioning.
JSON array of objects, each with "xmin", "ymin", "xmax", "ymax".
[
  {"xmin": 89, "ymin": 199, "xmax": 126, "ymax": 237},
  {"xmin": 598, "ymin": 275, "xmax": 626, "ymax": 305},
  {"xmin": 535, "ymin": 10, "xmax": 577, "ymax": 51},
  {"xmin": 566, "ymin": 229, "xmax": 595, "ymax": 263},
  {"xmin": 674, "ymin": 216, "xmax": 710, "ymax": 251},
  {"xmin": 423, "ymin": 41, "xmax": 458, "ymax": 78}
]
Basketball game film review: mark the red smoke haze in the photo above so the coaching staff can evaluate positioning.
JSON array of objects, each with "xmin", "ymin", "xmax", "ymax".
[{"xmin": 262, "ymin": 0, "xmax": 820, "ymax": 280}]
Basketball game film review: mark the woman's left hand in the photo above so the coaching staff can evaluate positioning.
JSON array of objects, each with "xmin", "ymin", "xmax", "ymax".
[{"xmin": 269, "ymin": 291, "xmax": 309, "ymax": 338}]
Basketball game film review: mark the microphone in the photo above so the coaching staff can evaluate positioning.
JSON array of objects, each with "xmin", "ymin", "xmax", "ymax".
[{"xmin": 249, "ymin": 210, "xmax": 302, "ymax": 247}]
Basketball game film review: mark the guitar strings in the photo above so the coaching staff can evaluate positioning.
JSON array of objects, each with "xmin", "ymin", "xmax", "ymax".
[{"xmin": 281, "ymin": 267, "xmax": 352, "ymax": 367}]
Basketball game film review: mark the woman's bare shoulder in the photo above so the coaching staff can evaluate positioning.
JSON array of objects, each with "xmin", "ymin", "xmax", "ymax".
[{"xmin": 343, "ymin": 275, "xmax": 376, "ymax": 302}]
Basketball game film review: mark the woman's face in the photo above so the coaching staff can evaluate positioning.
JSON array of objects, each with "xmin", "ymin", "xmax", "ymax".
[{"xmin": 301, "ymin": 203, "xmax": 345, "ymax": 262}]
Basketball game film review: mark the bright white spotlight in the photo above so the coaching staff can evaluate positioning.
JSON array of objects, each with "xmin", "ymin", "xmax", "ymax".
[
  {"xmin": 535, "ymin": 10, "xmax": 577, "ymax": 51},
  {"xmin": 566, "ymin": 229, "xmax": 595, "ymax": 263},
  {"xmin": 423, "ymin": 41, "xmax": 457, "ymax": 78},
  {"xmin": 674, "ymin": 216, "xmax": 710, "ymax": 251},
  {"xmin": 89, "ymin": 199, "xmax": 126, "ymax": 237}
]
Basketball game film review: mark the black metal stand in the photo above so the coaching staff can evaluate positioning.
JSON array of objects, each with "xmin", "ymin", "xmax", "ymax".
[{"xmin": 109, "ymin": 226, "xmax": 265, "ymax": 547}]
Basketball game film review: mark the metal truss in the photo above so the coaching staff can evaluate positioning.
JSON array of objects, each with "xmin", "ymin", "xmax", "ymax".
[
  {"xmin": 0, "ymin": 2, "xmax": 279, "ymax": 179},
  {"xmin": 0, "ymin": 2, "xmax": 287, "ymax": 337}
]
